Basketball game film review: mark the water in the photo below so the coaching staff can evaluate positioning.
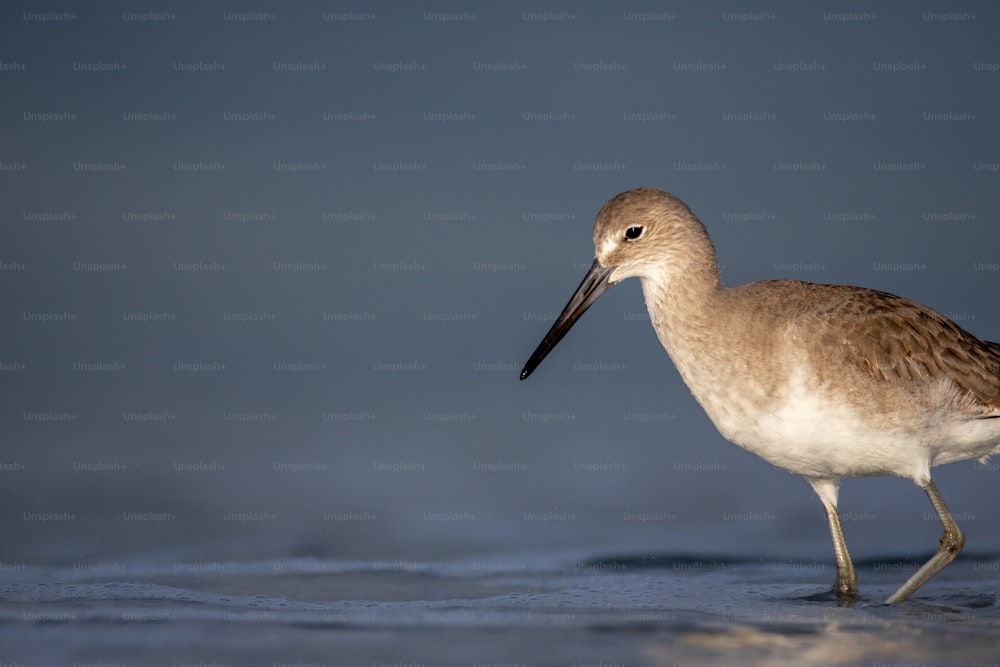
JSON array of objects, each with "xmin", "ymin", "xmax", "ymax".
[
  {"xmin": 4, "ymin": 550, "xmax": 1000, "ymax": 666},
  {"xmin": 4, "ymin": 429, "xmax": 1000, "ymax": 665}
]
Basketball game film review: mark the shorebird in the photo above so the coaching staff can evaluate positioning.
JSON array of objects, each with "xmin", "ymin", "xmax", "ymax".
[{"xmin": 520, "ymin": 188, "xmax": 1000, "ymax": 604}]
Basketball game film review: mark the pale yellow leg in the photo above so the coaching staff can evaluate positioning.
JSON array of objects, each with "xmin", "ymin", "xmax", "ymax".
[
  {"xmin": 809, "ymin": 478, "xmax": 858, "ymax": 598},
  {"xmin": 884, "ymin": 480, "xmax": 965, "ymax": 604}
]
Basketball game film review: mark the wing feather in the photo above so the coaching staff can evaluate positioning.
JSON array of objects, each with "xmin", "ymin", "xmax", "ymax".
[{"xmin": 813, "ymin": 285, "xmax": 1000, "ymax": 412}]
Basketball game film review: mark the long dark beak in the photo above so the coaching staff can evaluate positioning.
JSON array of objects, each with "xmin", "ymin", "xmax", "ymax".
[{"xmin": 520, "ymin": 258, "xmax": 614, "ymax": 380}]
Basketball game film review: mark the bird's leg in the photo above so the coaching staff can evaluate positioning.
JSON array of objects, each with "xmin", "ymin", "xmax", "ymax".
[
  {"xmin": 824, "ymin": 502, "xmax": 858, "ymax": 597},
  {"xmin": 884, "ymin": 480, "xmax": 965, "ymax": 604},
  {"xmin": 808, "ymin": 478, "xmax": 858, "ymax": 599}
]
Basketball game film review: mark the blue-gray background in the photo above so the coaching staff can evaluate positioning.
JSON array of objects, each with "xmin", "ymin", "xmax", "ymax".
[{"xmin": 3, "ymin": 2, "xmax": 1000, "ymax": 570}]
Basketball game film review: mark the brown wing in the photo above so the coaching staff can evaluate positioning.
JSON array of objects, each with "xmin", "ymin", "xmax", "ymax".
[{"xmin": 811, "ymin": 284, "xmax": 1000, "ymax": 412}]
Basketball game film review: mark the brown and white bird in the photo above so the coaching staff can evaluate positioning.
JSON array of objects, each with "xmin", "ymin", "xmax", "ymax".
[{"xmin": 521, "ymin": 187, "xmax": 1000, "ymax": 603}]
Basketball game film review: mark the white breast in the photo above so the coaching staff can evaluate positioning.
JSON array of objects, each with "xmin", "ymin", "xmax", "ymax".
[{"xmin": 699, "ymin": 366, "xmax": 1000, "ymax": 483}]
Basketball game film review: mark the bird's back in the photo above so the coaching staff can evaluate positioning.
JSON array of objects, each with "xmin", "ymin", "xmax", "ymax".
[{"xmin": 740, "ymin": 280, "xmax": 1000, "ymax": 416}]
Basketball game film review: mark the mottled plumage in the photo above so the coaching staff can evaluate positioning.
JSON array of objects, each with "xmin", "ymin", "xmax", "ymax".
[{"xmin": 522, "ymin": 187, "xmax": 1000, "ymax": 603}]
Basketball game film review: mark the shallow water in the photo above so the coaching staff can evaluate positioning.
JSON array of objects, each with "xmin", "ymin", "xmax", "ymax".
[{"xmin": 3, "ymin": 550, "xmax": 999, "ymax": 666}]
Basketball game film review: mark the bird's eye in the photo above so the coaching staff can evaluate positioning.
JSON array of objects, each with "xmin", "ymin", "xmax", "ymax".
[{"xmin": 624, "ymin": 226, "xmax": 644, "ymax": 241}]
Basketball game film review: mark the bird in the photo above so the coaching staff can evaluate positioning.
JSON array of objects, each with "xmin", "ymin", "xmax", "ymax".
[{"xmin": 520, "ymin": 187, "xmax": 1000, "ymax": 604}]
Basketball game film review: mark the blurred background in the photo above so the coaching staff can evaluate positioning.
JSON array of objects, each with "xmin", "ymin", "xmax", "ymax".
[{"xmin": 2, "ymin": 1, "xmax": 999, "ymax": 571}]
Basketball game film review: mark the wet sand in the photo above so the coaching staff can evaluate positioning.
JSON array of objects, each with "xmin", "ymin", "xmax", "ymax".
[{"xmin": 3, "ymin": 550, "xmax": 999, "ymax": 666}]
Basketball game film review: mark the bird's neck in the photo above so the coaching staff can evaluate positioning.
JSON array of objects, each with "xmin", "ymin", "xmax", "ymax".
[
  {"xmin": 643, "ymin": 265, "xmax": 725, "ymax": 318},
  {"xmin": 636, "ymin": 212, "xmax": 732, "ymax": 361},
  {"xmin": 639, "ymin": 250, "xmax": 730, "ymax": 360}
]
